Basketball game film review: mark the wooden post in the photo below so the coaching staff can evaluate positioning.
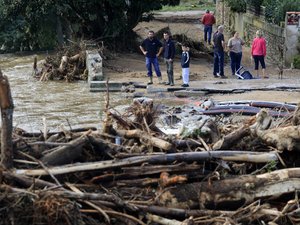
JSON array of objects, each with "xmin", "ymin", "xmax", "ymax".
[{"xmin": 0, "ymin": 69, "xmax": 14, "ymax": 169}]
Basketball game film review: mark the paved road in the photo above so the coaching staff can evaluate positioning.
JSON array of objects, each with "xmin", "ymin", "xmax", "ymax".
[{"xmin": 154, "ymin": 10, "xmax": 206, "ymax": 18}]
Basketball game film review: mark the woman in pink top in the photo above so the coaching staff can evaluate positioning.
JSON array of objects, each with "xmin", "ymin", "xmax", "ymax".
[{"xmin": 251, "ymin": 30, "xmax": 267, "ymax": 78}]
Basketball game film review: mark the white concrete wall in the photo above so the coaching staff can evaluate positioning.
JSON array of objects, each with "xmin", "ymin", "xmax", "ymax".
[
  {"xmin": 86, "ymin": 50, "xmax": 103, "ymax": 83},
  {"xmin": 285, "ymin": 25, "xmax": 300, "ymax": 64}
]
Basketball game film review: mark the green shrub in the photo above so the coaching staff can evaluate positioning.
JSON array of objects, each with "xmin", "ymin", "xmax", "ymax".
[
  {"xmin": 264, "ymin": 0, "xmax": 300, "ymax": 25},
  {"xmin": 225, "ymin": 0, "xmax": 246, "ymax": 13},
  {"xmin": 293, "ymin": 55, "xmax": 300, "ymax": 69}
]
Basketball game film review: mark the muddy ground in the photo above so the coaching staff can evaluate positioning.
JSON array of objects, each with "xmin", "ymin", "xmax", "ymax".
[{"xmin": 104, "ymin": 10, "xmax": 300, "ymax": 103}]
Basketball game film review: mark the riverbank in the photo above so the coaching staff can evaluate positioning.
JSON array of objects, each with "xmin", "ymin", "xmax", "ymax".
[{"xmin": 104, "ymin": 10, "xmax": 300, "ymax": 103}]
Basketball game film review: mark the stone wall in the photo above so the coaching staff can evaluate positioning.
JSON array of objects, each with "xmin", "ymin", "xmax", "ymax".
[
  {"xmin": 215, "ymin": 1, "xmax": 295, "ymax": 65},
  {"xmin": 215, "ymin": 0, "xmax": 231, "ymax": 31},
  {"xmin": 243, "ymin": 10, "xmax": 285, "ymax": 66}
]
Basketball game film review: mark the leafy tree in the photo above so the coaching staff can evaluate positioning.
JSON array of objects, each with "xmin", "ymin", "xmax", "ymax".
[
  {"xmin": 264, "ymin": 0, "xmax": 300, "ymax": 24},
  {"xmin": 225, "ymin": 0, "xmax": 247, "ymax": 13},
  {"xmin": 0, "ymin": 0, "xmax": 179, "ymax": 52},
  {"xmin": 247, "ymin": 0, "xmax": 264, "ymax": 14}
]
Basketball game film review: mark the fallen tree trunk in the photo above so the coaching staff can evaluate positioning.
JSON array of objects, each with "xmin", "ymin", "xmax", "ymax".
[
  {"xmin": 146, "ymin": 213, "xmax": 194, "ymax": 225},
  {"xmin": 15, "ymin": 151, "xmax": 278, "ymax": 176},
  {"xmin": 255, "ymin": 126, "xmax": 300, "ymax": 151},
  {"xmin": 116, "ymin": 129, "xmax": 172, "ymax": 151},
  {"xmin": 89, "ymin": 163, "xmax": 203, "ymax": 184},
  {"xmin": 88, "ymin": 135, "xmax": 127, "ymax": 156},
  {"xmin": 58, "ymin": 56, "xmax": 68, "ymax": 73},
  {"xmin": 3, "ymin": 171, "xmax": 59, "ymax": 189},
  {"xmin": 135, "ymin": 202, "xmax": 280, "ymax": 224},
  {"xmin": 19, "ymin": 126, "xmax": 97, "ymax": 138},
  {"xmin": 0, "ymin": 69, "xmax": 14, "ymax": 169},
  {"xmin": 212, "ymin": 125, "xmax": 250, "ymax": 150},
  {"xmin": 252, "ymin": 109, "xmax": 300, "ymax": 151},
  {"xmin": 158, "ymin": 168, "xmax": 300, "ymax": 210},
  {"xmin": 41, "ymin": 131, "xmax": 91, "ymax": 165}
]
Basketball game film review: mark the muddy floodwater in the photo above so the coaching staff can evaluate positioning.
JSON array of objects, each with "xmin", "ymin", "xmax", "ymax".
[
  {"xmin": 0, "ymin": 53, "xmax": 127, "ymax": 132},
  {"xmin": 2, "ymin": 53, "xmax": 300, "ymax": 132},
  {"xmin": 0, "ymin": 53, "xmax": 185, "ymax": 132}
]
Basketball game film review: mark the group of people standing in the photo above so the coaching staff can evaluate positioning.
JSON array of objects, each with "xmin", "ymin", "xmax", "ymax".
[
  {"xmin": 138, "ymin": 10, "xmax": 268, "ymax": 87},
  {"xmin": 202, "ymin": 9, "xmax": 267, "ymax": 79},
  {"xmin": 139, "ymin": 30, "xmax": 190, "ymax": 87}
]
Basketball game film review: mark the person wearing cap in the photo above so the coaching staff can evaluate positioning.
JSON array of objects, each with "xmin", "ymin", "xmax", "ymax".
[{"xmin": 201, "ymin": 9, "xmax": 216, "ymax": 45}]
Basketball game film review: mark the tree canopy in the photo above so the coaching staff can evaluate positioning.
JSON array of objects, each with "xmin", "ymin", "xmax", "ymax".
[
  {"xmin": 225, "ymin": 0, "xmax": 300, "ymax": 25},
  {"xmin": 0, "ymin": 0, "xmax": 177, "ymax": 52},
  {"xmin": 264, "ymin": 0, "xmax": 300, "ymax": 24}
]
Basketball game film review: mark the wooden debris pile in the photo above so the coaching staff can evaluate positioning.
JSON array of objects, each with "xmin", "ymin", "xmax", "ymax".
[
  {"xmin": 32, "ymin": 41, "xmax": 123, "ymax": 82},
  {"xmin": 2, "ymin": 97, "xmax": 300, "ymax": 225},
  {"xmin": 33, "ymin": 43, "xmax": 87, "ymax": 82}
]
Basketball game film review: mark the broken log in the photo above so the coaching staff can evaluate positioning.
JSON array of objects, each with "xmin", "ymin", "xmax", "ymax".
[
  {"xmin": 292, "ymin": 103, "xmax": 300, "ymax": 125},
  {"xmin": 212, "ymin": 125, "xmax": 250, "ymax": 150},
  {"xmin": 14, "ymin": 156, "xmax": 148, "ymax": 176},
  {"xmin": 15, "ymin": 151, "xmax": 278, "ymax": 176},
  {"xmin": 88, "ymin": 135, "xmax": 127, "ymax": 156},
  {"xmin": 32, "ymin": 55, "xmax": 39, "ymax": 76},
  {"xmin": 89, "ymin": 163, "xmax": 203, "ymax": 184},
  {"xmin": 41, "ymin": 131, "xmax": 91, "ymax": 165},
  {"xmin": 3, "ymin": 171, "xmax": 59, "ymax": 189},
  {"xmin": 146, "ymin": 213, "xmax": 194, "ymax": 225},
  {"xmin": 157, "ymin": 168, "xmax": 300, "ymax": 210},
  {"xmin": 58, "ymin": 56, "xmax": 68, "ymax": 73},
  {"xmin": 255, "ymin": 125, "xmax": 300, "ymax": 151},
  {"xmin": 116, "ymin": 129, "xmax": 172, "ymax": 151},
  {"xmin": 69, "ymin": 54, "xmax": 80, "ymax": 63},
  {"xmin": 252, "ymin": 109, "xmax": 300, "ymax": 151},
  {"xmin": 0, "ymin": 69, "xmax": 14, "ymax": 169}
]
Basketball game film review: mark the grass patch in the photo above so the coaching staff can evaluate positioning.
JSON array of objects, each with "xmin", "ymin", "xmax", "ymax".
[{"xmin": 159, "ymin": 0, "xmax": 215, "ymax": 12}]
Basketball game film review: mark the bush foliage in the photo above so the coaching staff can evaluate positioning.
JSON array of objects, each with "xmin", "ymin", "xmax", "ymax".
[
  {"xmin": 225, "ymin": 0, "xmax": 247, "ymax": 13},
  {"xmin": 226, "ymin": 0, "xmax": 300, "ymax": 24},
  {"xmin": 0, "ymin": 0, "xmax": 179, "ymax": 52},
  {"xmin": 294, "ymin": 55, "xmax": 300, "ymax": 69},
  {"xmin": 264, "ymin": 0, "xmax": 300, "ymax": 24}
]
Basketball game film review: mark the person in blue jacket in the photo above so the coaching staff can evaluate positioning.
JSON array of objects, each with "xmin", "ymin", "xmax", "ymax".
[
  {"xmin": 181, "ymin": 43, "xmax": 190, "ymax": 87},
  {"xmin": 163, "ymin": 31, "xmax": 176, "ymax": 86},
  {"xmin": 140, "ymin": 30, "xmax": 163, "ymax": 85}
]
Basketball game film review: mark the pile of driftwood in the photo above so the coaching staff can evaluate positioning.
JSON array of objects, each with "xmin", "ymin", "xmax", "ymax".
[
  {"xmin": 2, "ymin": 75, "xmax": 300, "ymax": 224},
  {"xmin": 32, "ymin": 43, "xmax": 87, "ymax": 82},
  {"xmin": 32, "ymin": 41, "xmax": 120, "ymax": 82}
]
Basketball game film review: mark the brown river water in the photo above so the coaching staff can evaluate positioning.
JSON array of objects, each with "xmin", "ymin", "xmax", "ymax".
[{"xmin": 0, "ymin": 53, "xmax": 131, "ymax": 132}]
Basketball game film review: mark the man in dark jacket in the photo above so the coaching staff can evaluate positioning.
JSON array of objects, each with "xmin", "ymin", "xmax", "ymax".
[
  {"xmin": 163, "ymin": 31, "xmax": 176, "ymax": 86},
  {"xmin": 140, "ymin": 30, "xmax": 163, "ymax": 85},
  {"xmin": 213, "ymin": 25, "xmax": 227, "ymax": 78}
]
